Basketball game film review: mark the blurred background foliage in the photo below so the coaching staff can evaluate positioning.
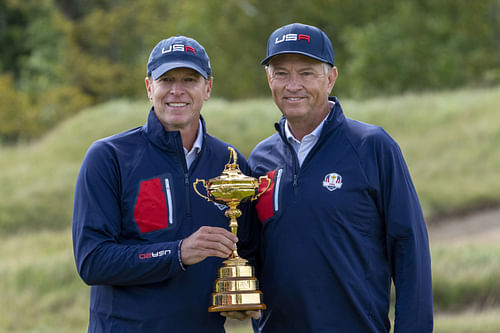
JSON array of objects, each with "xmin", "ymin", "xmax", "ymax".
[{"xmin": 0, "ymin": 0, "xmax": 499, "ymax": 143}]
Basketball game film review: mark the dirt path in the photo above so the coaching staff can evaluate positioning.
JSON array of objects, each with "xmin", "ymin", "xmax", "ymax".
[{"xmin": 429, "ymin": 207, "xmax": 500, "ymax": 244}]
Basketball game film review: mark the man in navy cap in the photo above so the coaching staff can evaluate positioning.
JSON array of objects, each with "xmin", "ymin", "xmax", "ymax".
[
  {"xmin": 246, "ymin": 23, "xmax": 434, "ymax": 332},
  {"xmin": 73, "ymin": 36, "xmax": 248, "ymax": 332}
]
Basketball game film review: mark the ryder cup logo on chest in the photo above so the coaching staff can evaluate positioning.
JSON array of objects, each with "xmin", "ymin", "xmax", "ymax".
[{"xmin": 322, "ymin": 173, "xmax": 343, "ymax": 191}]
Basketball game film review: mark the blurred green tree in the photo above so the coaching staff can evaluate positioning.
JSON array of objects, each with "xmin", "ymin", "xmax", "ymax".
[
  {"xmin": 0, "ymin": 74, "xmax": 38, "ymax": 142},
  {"xmin": 0, "ymin": 0, "xmax": 499, "ymax": 142},
  {"xmin": 343, "ymin": 0, "xmax": 500, "ymax": 97},
  {"xmin": 0, "ymin": 0, "xmax": 30, "ymax": 76}
]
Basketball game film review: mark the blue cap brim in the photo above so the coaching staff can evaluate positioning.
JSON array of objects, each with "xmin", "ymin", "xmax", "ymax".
[
  {"xmin": 261, "ymin": 51, "xmax": 334, "ymax": 66},
  {"xmin": 151, "ymin": 61, "xmax": 208, "ymax": 80}
]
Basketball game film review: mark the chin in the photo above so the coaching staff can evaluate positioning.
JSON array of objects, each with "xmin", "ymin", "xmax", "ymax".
[{"xmin": 283, "ymin": 109, "xmax": 307, "ymax": 118}]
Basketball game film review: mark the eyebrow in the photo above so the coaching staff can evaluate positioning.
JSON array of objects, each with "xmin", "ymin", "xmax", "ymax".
[{"xmin": 271, "ymin": 64, "xmax": 318, "ymax": 72}]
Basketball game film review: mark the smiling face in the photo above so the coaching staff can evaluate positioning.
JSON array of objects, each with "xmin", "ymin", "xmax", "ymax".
[
  {"xmin": 266, "ymin": 54, "xmax": 337, "ymax": 137},
  {"xmin": 145, "ymin": 67, "xmax": 212, "ymax": 133}
]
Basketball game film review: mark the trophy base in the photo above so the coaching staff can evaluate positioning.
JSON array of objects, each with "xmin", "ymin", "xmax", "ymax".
[
  {"xmin": 208, "ymin": 257, "xmax": 266, "ymax": 312},
  {"xmin": 209, "ymin": 303, "xmax": 266, "ymax": 312}
]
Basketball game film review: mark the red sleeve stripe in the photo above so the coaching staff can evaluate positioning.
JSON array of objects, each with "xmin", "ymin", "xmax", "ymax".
[{"xmin": 256, "ymin": 170, "xmax": 276, "ymax": 224}]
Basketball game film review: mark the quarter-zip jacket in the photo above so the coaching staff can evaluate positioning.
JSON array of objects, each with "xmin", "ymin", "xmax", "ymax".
[
  {"xmin": 248, "ymin": 97, "xmax": 433, "ymax": 332},
  {"xmin": 72, "ymin": 109, "xmax": 249, "ymax": 333}
]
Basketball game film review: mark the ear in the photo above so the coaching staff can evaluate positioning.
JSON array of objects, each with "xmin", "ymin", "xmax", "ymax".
[
  {"xmin": 327, "ymin": 66, "xmax": 338, "ymax": 94},
  {"xmin": 145, "ymin": 76, "xmax": 153, "ymax": 101},
  {"xmin": 265, "ymin": 66, "xmax": 273, "ymax": 88},
  {"xmin": 203, "ymin": 78, "xmax": 213, "ymax": 101}
]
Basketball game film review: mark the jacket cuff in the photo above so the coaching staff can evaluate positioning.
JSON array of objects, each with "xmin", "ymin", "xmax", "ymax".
[{"xmin": 177, "ymin": 239, "xmax": 187, "ymax": 271}]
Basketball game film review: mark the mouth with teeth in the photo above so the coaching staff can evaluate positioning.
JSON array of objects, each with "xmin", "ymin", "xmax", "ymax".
[
  {"xmin": 167, "ymin": 102, "xmax": 189, "ymax": 107},
  {"xmin": 285, "ymin": 97, "xmax": 305, "ymax": 101}
]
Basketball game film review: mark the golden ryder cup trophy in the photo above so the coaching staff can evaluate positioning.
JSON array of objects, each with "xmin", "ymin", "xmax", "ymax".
[{"xmin": 193, "ymin": 147, "xmax": 270, "ymax": 312}]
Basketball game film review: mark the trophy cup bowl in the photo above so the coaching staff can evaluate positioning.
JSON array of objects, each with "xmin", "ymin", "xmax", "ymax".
[{"xmin": 193, "ymin": 147, "xmax": 270, "ymax": 312}]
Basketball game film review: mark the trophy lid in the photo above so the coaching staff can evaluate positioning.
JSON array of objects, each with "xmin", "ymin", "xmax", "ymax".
[{"xmin": 209, "ymin": 147, "xmax": 256, "ymax": 183}]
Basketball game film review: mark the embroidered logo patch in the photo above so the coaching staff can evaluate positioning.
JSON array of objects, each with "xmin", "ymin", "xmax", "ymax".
[
  {"xmin": 213, "ymin": 202, "xmax": 228, "ymax": 211},
  {"xmin": 322, "ymin": 173, "xmax": 343, "ymax": 191}
]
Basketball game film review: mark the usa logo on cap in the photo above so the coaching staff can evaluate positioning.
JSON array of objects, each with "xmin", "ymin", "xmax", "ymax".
[
  {"xmin": 261, "ymin": 23, "xmax": 334, "ymax": 66},
  {"xmin": 275, "ymin": 33, "xmax": 311, "ymax": 44},
  {"xmin": 322, "ymin": 173, "xmax": 343, "ymax": 191}
]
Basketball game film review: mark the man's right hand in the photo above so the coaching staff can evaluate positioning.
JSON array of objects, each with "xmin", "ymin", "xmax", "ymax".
[{"xmin": 180, "ymin": 226, "xmax": 238, "ymax": 266}]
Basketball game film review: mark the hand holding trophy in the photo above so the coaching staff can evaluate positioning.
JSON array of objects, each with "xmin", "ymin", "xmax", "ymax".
[{"xmin": 193, "ymin": 147, "xmax": 270, "ymax": 312}]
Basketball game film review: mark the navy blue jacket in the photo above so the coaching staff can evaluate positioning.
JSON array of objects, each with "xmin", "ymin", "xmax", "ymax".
[
  {"xmin": 72, "ymin": 109, "xmax": 248, "ymax": 333},
  {"xmin": 248, "ymin": 97, "xmax": 433, "ymax": 332}
]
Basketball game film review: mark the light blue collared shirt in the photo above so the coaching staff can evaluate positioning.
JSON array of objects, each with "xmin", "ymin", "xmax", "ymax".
[
  {"xmin": 285, "ymin": 101, "xmax": 334, "ymax": 166},
  {"xmin": 184, "ymin": 119, "xmax": 203, "ymax": 169}
]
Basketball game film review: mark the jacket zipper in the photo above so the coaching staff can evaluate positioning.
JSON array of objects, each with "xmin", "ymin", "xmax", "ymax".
[
  {"xmin": 274, "ymin": 168, "xmax": 283, "ymax": 212},
  {"xmin": 164, "ymin": 178, "xmax": 174, "ymax": 224},
  {"xmin": 293, "ymin": 173, "xmax": 298, "ymax": 196},
  {"xmin": 275, "ymin": 122, "xmax": 300, "ymax": 197},
  {"xmin": 184, "ymin": 172, "xmax": 191, "ymax": 217},
  {"xmin": 175, "ymin": 134, "xmax": 192, "ymax": 217}
]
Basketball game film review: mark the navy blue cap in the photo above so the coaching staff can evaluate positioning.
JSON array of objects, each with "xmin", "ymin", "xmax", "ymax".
[
  {"xmin": 261, "ymin": 23, "xmax": 334, "ymax": 66},
  {"xmin": 147, "ymin": 36, "xmax": 212, "ymax": 80}
]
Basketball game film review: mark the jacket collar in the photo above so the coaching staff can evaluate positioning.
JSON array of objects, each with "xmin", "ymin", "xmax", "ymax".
[{"xmin": 143, "ymin": 107, "xmax": 207, "ymax": 153}]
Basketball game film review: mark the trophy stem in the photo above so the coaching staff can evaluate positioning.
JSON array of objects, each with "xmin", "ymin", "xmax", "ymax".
[{"xmin": 225, "ymin": 200, "xmax": 241, "ymax": 259}]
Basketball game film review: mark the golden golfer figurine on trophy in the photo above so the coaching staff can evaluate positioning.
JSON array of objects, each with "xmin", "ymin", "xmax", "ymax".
[{"xmin": 193, "ymin": 147, "xmax": 270, "ymax": 312}]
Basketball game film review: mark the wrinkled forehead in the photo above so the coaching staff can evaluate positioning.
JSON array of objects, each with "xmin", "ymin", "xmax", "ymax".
[{"xmin": 268, "ymin": 53, "xmax": 324, "ymax": 69}]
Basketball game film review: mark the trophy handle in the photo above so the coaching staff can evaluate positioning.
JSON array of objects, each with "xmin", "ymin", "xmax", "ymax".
[
  {"xmin": 228, "ymin": 146, "xmax": 238, "ymax": 165},
  {"xmin": 193, "ymin": 179, "xmax": 210, "ymax": 201},
  {"xmin": 253, "ymin": 175, "xmax": 271, "ymax": 200}
]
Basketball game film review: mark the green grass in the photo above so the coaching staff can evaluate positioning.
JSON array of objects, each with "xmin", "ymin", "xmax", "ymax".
[
  {"xmin": 434, "ymin": 308, "xmax": 500, "ymax": 333},
  {"xmin": 0, "ymin": 229, "xmax": 88, "ymax": 332},
  {"xmin": 1, "ymin": 228, "xmax": 499, "ymax": 331},
  {"xmin": 432, "ymin": 242, "xmax": 500, "ymax": 311}
]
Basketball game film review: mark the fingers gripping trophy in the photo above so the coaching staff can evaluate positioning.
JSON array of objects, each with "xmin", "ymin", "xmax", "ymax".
[{"xmin": 193, "ymin": 147, "xmax": 270, "ymax": 312}]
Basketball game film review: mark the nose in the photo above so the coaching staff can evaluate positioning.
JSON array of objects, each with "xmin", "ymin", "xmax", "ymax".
[
  {"xmin": 169, "ymin": 81, "xmax": 185, "ymax": 95},
  {"xmin": 285, "ymin": 73, "xmax": 302, "ymax": 90}
]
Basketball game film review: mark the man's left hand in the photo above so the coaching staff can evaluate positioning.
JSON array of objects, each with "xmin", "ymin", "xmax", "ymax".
[{"xmin": 220, "ymin": 310, "xmax": 261, "ymax": 321}]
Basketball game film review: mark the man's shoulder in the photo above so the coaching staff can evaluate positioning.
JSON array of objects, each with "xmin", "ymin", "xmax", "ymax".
[
  {"xmin": 203, "ymin": 133, "xmax": 233, "ymax": 150},
  {"xmin": 94, "ymin": 126, "xmax": 143, "ymax": 146},
  {"xmin": 249, "ymin": 133, "xmax": 281, "ymax": 158},
  {"xmin": 342, "ymin": 118, "xmax": 398, "ymax": 150},
  {"xmin": 203, "ymin": 133, "xmax": 249, "ymax": 166},
  {"xmin": 252, "ymin": 132, "xmax": 282, "ymax": 152},
  {"xmin": 344, "ymin": 117, "xmax": 385, "ymax": 137},
  {"xmin": 248, "ymin": 133, "xmax": 283, "ymax": 175},
  {"xmin": 100, "ymin": 126, "xmax": 144, "ymax": 143},
  {"xmin": 85, "ymin": 126, "xmax": 145, "ymax": 159}
]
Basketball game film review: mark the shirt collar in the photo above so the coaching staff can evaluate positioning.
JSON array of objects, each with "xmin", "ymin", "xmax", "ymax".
[
  {"xmin": 285, "ymin": 100, "xmax": 335, "ymax": 144},
  {"xmin": 184, "ymin": 119, "xmax": 203, "ymax": 155}
]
